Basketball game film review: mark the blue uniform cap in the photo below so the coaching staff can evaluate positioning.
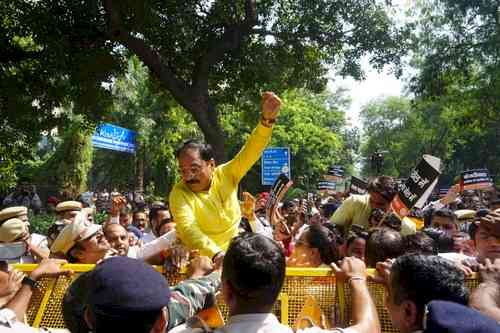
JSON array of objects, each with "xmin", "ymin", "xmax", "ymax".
[
  {"xmin": 425, "ymin": 300, "xmax": 500, "ymax": 333},
  {"xmin": 88, "ymin": 257, "xmax": 171, "ymax": 316}
]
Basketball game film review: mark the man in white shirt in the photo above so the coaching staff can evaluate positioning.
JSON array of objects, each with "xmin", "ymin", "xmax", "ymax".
[
  {"xmin": 215, "ymin": 233, "xmax": 291, "ymax": 333},
  {"xmin": 215, "ymin": 233, "xmax": 380, "ymax": 333}
]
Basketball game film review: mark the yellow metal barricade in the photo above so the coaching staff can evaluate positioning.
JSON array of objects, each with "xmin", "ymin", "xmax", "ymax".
[
  {"xmin": 14, "ymin": 264, "xmax": 478, "ymax": 333},
  {"xmin": 335, "ymin": 270, "xmax": 480, "ymax": 333}
]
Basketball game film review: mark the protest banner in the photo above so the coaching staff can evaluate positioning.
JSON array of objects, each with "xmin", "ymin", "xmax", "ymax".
[
  {"xmin": 460, "ymin": 169, "xmax": 493, "ymax": 191},
  {"xmin": 317, "ymin": 181, "xmax": 336, "ymax": 191},
  {"xmin": 349, "ymin": 176, "xmax": 368, "ymax": 195},
  {"xmin": 325, "ymin": 165, "xmax": 344, "ymax": 181},
  {"xmin": 265, "ymin": 173, "xmax": 293, "ymax": 223},
  {"xmin": 390, "ymin": 155, "xmax": 441, "ymax": 217}
]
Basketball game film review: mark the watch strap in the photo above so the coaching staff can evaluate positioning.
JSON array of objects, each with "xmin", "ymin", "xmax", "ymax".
[{"xmin": 22, "ymin": 276, "xmax": 38, "ymax": 289}]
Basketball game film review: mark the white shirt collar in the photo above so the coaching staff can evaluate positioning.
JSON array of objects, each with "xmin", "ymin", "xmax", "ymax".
[{"xmin": 227, "ymin": 313, "xmax": 280, "ymax": 324}]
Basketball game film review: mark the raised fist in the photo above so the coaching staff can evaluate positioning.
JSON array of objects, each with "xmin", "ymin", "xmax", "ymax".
[{"xmin": 261, "ymin": 92, "xmax": 282, "ymax": 122}]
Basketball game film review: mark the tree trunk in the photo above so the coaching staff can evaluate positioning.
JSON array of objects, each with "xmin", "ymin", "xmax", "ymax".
[{"xmin": 188, "ymin": 95, "xmax": 227, "ymax": 163}]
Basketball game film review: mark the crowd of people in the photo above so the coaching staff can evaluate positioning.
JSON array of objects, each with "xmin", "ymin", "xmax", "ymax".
[{"xmin": 0, "ymin": 91, "xmax": 499, "ymax": 332}]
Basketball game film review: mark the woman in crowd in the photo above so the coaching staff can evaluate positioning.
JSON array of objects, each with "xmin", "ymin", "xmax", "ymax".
[{"xmin": 287, "ymin": 224, "xmax": 340, "ymax": 267}]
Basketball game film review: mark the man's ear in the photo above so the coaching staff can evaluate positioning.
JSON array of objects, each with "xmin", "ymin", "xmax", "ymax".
[
  {"xmin": 208, "ymin": 158, "xmax": 216, "ymax": 169},
  {"xmin": 71, "ymin": 248, "xmax": 84, "ymax": 261},
  {"xmin": 402, "ymin": 300, "xmax": 419, "ymax": 330},
  {"xmin": 151, "ymin": 307, "xmax": 168, "ymax": 333}
]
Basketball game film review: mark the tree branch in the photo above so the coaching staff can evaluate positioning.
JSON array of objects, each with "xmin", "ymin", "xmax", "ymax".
[
  {"xmin": 102, "ymin": 0, "xmax": 192, "ymax": 110},
  {"xmin": 191, "ymin": 0, "xmax": 257, "ymax": 92}
]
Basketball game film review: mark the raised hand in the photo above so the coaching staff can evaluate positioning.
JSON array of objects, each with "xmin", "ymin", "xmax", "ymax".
[
  {"xmin": 331, "ymin": 256, "xmax": 367, "ymax": 283},
  {"xmin": 261, "ymin": 92, "xmax": 282, "ymax": 126}
]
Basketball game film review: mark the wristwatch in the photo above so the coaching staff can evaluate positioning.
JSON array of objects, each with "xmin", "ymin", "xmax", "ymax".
[
  {"xmin": 22, "ymin": 276, "xmax": 38, "ymax": 290},
  {"xmin": 260, "ymin": 116, "xmax": 276, "ymax": 128}
]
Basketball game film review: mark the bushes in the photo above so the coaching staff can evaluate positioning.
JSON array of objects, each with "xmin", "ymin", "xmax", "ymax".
[{"xmin": 29, "ymin": 214, "xmax": 56, "ymax": 236}]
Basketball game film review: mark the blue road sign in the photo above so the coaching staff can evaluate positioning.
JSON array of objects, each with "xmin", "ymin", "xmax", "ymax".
[
  {"xmin": 261, "ymin": 147, "xmax": 291, "ymax": 186},
  {"xmin": 92, "ymin": 123, "xmax": 137, "ymax": 154}
]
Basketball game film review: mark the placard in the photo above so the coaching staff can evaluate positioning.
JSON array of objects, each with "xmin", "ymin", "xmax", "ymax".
[
  {"xmin": 461, "ymin": 169, "xmax": 493, "ymax": 191},
  {"xmin": 349, "ymin": 176, "xmax": 368, "ymax": 195},
  {"xmin": 265, "ymin": 173, "xmax": 293, "ymax": 223},
  {"xmin": 317, "ymin": 181, "xmax": 336, "ymax": 191},
  {"xmin": 391, "ymin": 155, "xmax": 441, "ymax": 217},
  {"xmin": 325, "ymin": 165, "xmax": 344, "ymax": 181}
]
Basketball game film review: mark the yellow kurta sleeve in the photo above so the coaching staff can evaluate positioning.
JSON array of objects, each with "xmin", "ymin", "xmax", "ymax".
[
  {"xmin": 330, "ymin": 196, "xmax": 355, "ymax": 226},
  {"xmin": 169, "ymin": 122, "xmax": 273, "ymax": 257},
  {"xmin": 222, "ymin": 123, "xmax": 273, "ymax": 183},
  {"xmin": 169, "ymin": 190, "xmax": 222, "ymax": 258}
]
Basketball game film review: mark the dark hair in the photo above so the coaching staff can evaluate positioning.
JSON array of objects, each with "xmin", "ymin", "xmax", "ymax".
[
  {"xmin": 323, "ymin": 223, "xmax": 345, "ymax": 246},
  {"xmin": 490, "ymin": 199, "xmax": 500, "ymax": 209},
  {"xmin": 346, "ymin": 225, "xmax": 368, "ymax": 248},
  {"xmin": 391, "ymin": 254, "xmax": 469, "ymax": 320},
  {"xmin": 423, "ymin": 207, "xmax": 434, "ymax": 228},
  {"xmin": 223, "ymin": 233, "xmax": 285, "ymax": 307},
  {"xmin": 404, "ymin": 232, "xmax": 436, "ymax": 255},
  {"xmin": 305, "ymin": 224, "xmax": 340, "ymax": 265},
  {"xmin": 133, "ymin": 210, "xmax": 146, "ymax": 217},
  {"xmin": 469, "ymin": 209, "xmax": 490, "ymax": 240},
  {"xmin": 149, "ymin": 205, "xmax": 168, "ymax": 224},
  {"xmin": 67, "ymin": 242, "xmax": 86, "ymax": 264},
  {"xmin": 421, "ymin": 227, "xmax": 454, "ymax": 253},
  {"xmin": 367, "ymin": 176, "xmax": 397, "ymax": 202},
  {"xmin": 322, "ymin": 203, "xmax": 338, "ymax": 219},
  {"xmin": 433, "ymin": 208, "xmax": 456, "ymax": 221},
  {"xmin": 175, "ymin": 139, "xmax": 215, "ymax": 161},
  {"xmin": 366, "ymin": 228, "xmax": 405, "ymax": 267},
  {"xmin": 120, "ymin": 204, "xmax": 132, "ymax": 215},
  {"xmin": 282, "ymin": 200, "xmax": 296, "ymax": 211}
]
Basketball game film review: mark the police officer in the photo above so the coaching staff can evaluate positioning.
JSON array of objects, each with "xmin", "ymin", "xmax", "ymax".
[{"xmin": 64, "ymin": 256, "xmax": 221, "ymax": 333}]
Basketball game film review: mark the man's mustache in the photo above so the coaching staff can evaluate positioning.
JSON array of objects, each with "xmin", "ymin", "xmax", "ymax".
[{"xmin": 186, "ymin": 179, "xmax": 200, "ymax": 184}]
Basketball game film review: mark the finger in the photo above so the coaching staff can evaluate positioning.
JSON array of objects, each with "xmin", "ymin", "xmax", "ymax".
[
  {"xmin": 46, "ymin": 259, "xmax": 68, "ymax": 266},
  {"xmin": 484, "ymin": 258, "xmax": 493, "ymax": 271},
  {"xmin": 464, "ymin": 266, "xmax": 473, "ymax": 277},
  {"xmin": 368, "ymin": 274, "xmax": 385, "ymax": 284},
  {"xmin": 58, "ymin": 269, "xmax": 74, "ymax": 276},
  {"xmin": 330, "ymin": 262, "xmax": 341, "ymax": 273}
]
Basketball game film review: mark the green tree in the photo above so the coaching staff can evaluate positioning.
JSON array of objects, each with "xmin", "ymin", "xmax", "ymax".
[
  {"xmin": 91, "ymin": 57, "xmax": 200, "ymax": 196},
  {"xmin": 359, "ymin": 96, "xmax": 454, "ymax": 178},
  {"xmin": 221, "ymin": 88, "xmax": 352, "ymax": 193},
  {"xmin": 36, "ymin": 114, "xmax": 94, "ymax": 198},
  {"xmin": 5, "ymin": 0, "xmax": 408, "ymax": 162},
  {"xmin": 404, "ymin": 0, "xmax": 500, "ymax": 182},
  {"xmin": 0, "ymin": 1, "xmax": 117, "ymax": 189}
]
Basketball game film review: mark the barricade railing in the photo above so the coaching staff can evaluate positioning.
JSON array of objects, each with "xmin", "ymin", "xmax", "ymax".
[{"xmin": 13, "ymin": 264, "xmax": 479, "ymax": 333}]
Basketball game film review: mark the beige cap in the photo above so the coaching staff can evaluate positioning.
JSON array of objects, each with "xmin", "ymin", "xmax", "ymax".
[
  {"xmin": 0, "ymin": 218, "xmax": 26, "ymax": 242},
  {"xmin": 55, "ymin": 201, "xmax": 83, "ymax": 213},
  {"xmin": 454, "ymin": 209, "xmax": 476, "ymax": 221},
  {"xmin": 0, "ymin": 207, "xmax": 28, "ymax": 223},
  {"xmin": 50, "ymin": 216, "xmax": 101, "ymax": 255}
]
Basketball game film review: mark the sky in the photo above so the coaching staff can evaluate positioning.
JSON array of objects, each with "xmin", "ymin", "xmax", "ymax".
[
  {"xmin": 328, "ymin": 0, "xmax": 412, "ymax": 129},
  {"xmin": 328, "ymin": 60, "xmax": 405, "ymax": 128}
]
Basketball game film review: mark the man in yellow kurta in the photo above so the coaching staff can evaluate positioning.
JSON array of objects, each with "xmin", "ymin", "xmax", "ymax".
[{"xmin": 169, "ymin": 92, "xmax": 282, "ymax": 262}]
